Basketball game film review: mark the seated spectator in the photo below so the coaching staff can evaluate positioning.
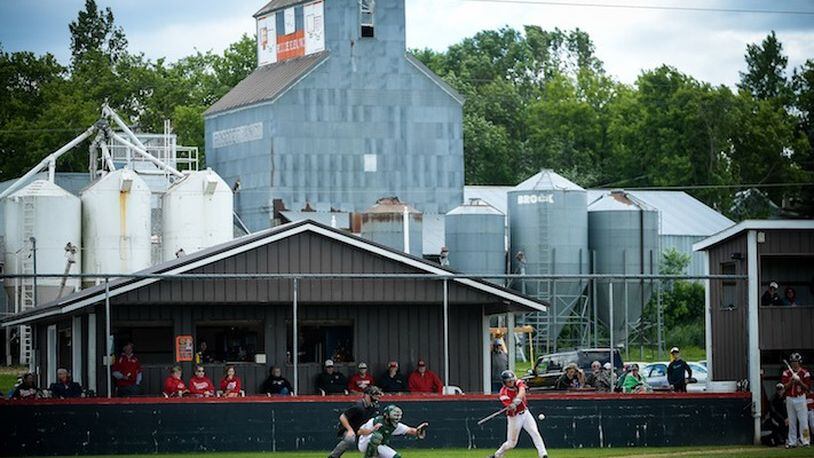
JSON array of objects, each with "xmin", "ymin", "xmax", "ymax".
[
  {"xmin": 11, "ymin": 373, "xmax": 41, "ymax": 400},
  {"xmin": 220, "ymin": 365, "xmax": 242, "ymax": 397},
  {"xmin": 555, "ymin": 363, "xmax": 585, "ymax": 390},
  {"xmin": 261, "ymin": 366, "xmax": 293, "ymax": 396},
  {"xmin": 783, "ymin": 287, "xmax": 799, "ymax": 306},
  {"xmin": 112, "ymin": 342, "xmax": 143, "ymax": 397},
  {"xmin": 163, "ymin": 366, "xmax": 188, "ymax": 397},
  {"xmin": 762, "ymin": 382, "xmax": 788, "ymax": 447},
  {"xmin": 585, "ymin": 361, "xmax": 611, "ymax": 391},
  {"xmin": 316, "ymin": 359, "xmax": 348, "ymax": 395},
  {"xmin": 49, "ymin": 368, "xmax": 82, "ymax": 398},
  {"xmin": 622, "ymin": 364, "xmax": 651, "ymax": 393},
  {"xmin": 407, "ymin": 359, "xmax": 443, "ymax": 394},
  {"xmin": 379, "ymin": 361, "xmax": 408, "ymax": 393},
  {"xmin": 761, "ymin": 281, "xmax": 784, "ymax": 306},
  {"xmin": 348, "ymin": 362, "xmax": 375, "ymax": 393},
  {"xmin": 188, "ymin": 365, "xmax": 215, "ymax": 398}
]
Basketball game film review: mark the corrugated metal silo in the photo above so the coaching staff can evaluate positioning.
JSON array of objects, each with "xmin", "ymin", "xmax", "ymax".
[
  {"xmin": 508, "ymin": 170, "xmax": 589, "ymax": 346},
  {"xmin": 588, "ymin": 190, "xmax": 659, "ymax": 345},
  {"xmin": 360, "ymin": 197, "xmax": 422, "ymax": 255},
  {"xmin": 161, "ymin": 169, "xmax": 234, "ymax": 261},
  {"xmin": 81, "ymin": 169, "xmax": 152, "ymax": 282},
  {"xmin": 3, "ymin": 180, "xmax": 82, "ymax": 306},
  {"xmin": 445, "ymin": 198, "xmax": 505, "ymax": 280}
]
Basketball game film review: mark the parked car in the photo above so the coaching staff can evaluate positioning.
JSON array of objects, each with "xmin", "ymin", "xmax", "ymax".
[
  {"xmin": 642, "ymin": 361, "xmax": 708, "ymax": 392},
  {"xmin": 522, "ymin": 348, "xmax": 624, "ymax": 391}
]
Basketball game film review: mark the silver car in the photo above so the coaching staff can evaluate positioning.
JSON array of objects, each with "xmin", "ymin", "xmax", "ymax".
[{"xmin": 642, "ymin": 361, "xmax": 708, "ymax": 392}]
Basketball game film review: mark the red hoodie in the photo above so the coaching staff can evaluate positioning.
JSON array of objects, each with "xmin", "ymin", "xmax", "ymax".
[
  {"xmin": 112, "ymin": 353, "xmax": 142, "ymax": 387},
  {"xmin": 348, "ymin": 372, "xmax": 375, "ymax": 392},
  {"xmin": 163, "ymin": 376, "xmax": 187, "ymax": 397},
  {"xmin": 188, "ymin": 376, "xmax": 215, "ymax": 397},
  {"xmin": 408, "ymin": 369, "xmax": 443, "ymax": 394},
  {"xmin": 220, "ymin": 376, "xmax": 242, "ymax": 396}
]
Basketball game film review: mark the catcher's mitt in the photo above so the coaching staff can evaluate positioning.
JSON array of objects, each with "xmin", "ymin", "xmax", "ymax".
[{"xmin": 416, "ymin": 422, "xmax": 429, "ymax": 439}]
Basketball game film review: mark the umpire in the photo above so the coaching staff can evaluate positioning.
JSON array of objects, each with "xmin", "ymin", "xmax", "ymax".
[
  {"xmin": 329, "ymin": 386, "xmax": 383, "ymax": 457},
  {"xmin": 667, "ymin": 347, "xmax": 693, "ymax": 392}
]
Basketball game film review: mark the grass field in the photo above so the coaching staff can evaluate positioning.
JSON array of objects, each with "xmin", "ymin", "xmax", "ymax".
[
  {"xmin": 0, "ymin": 365, "xmax": 23, "ymax": 396},
  {"xmin": 42, "ymin": 446, "xmax": 814, "ymax": 458}
]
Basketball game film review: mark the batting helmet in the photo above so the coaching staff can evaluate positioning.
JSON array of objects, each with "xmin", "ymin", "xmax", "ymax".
[
  {"xmin": 790, "ymin": 352, "xmax": 803, "ymax": 363},
  {"xmin": 500, "ymin": 370, "xmax": 517, "ymax": 384}
]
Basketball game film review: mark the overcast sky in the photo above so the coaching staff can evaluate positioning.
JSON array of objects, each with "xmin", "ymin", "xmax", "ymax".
[{"xmin": 1, "ymin": 0, "xmax": 812, "ymax": 87}]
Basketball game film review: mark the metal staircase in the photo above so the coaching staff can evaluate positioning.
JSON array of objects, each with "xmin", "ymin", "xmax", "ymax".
[{"xmin": 18, "ymin": 198, "xmax": 36, "ymax": 366}]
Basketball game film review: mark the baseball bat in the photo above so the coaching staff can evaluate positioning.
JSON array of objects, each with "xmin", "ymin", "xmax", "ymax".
[{"xmin": 477, "ymin": 407, "xmax": 508, "ymax": 425}]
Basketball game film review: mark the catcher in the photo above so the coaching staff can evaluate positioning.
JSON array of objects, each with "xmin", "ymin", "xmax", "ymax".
[{"xmin": 357, "ymin": 404, "xmax": 428, "ymax": 458}]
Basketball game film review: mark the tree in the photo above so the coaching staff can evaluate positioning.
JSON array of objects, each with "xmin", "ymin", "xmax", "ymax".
[
  {"xmin": 68, "ymin": 0, "xmax": 127, "ymax": 66},
  {"xmin": 738, "ymin": 31, "xmax": 790, "ymax": 102},
  {"xmin": 791, "ymin": 60, "xmax": 814, "ymax": 216}
]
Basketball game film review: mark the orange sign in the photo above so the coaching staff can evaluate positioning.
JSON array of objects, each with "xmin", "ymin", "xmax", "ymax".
[
  {"xmin": 276, "ymin": 30, "xmax": 305, "ymax": 61},
  {"xmin": 175, "ymin": 335, "xmax": 194, "ymax": 362}
]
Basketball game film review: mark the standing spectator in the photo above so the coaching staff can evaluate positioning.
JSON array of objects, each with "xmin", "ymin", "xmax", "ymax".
[
  {"xmin": 111, "ymin": 342, "xmax": 142, "ymax": 397},
  {"xmin": 622, "ymin": 364, "xmax": 650, "ymax": 393},
  {"xmin": 378, "ymin": 361, "xmax": 408, "ymax": 393},
  {"xmin": 491, "ymin": 339, "xmax": 509, "ymax": 393},
  {"xmin": 783, "ymin": 287, "xmax": 799, "ymax": 306},
  {"xmin": 163, "ymin": 366, "xmax": 187, "ymax": 397},
  {"xmin": 49, "ymin": 368, "xmax": 82, "ymax": 398},
  {"xmin": 763, "ymin": 383, "xmax": 789, "ymax": 447},
  {"xmin": 316, "ymin": 359, "xmax": 348, "ymax": 395},
  {"xmin": 188, "ymin": 365, "xmax": 215, "ymax": 398},
  {"xmin": 328, "ymin": 386, "xmax": 382, "ymax": 458},
  {"xmin": 11, "ymin": 373, "xmax": 41, "ymax": 400},
  {"xmin": 585, "ymin": 361, "xmax": 611, "ymax": 391},
  {"xmin": 261, "ymin": 366, "xmax": 293, "ymax": 396},
  {"xmin": 555, "ymin": 363, "xmax": 585, "ymax": 390},
  {"xmin": 195, "ymin": 341, "xmax": 212, "ymax": 364},
  {"xmin": 761, "ymin": 281, "xmax": 784, "ymax": 306},
  {"xmin": 348, "ymin": 362, "xmax": 375, "ymax": 393},
  {"xmin": 220, "ymin": 365, "xmax": 243, "ymax": 397},
  {"xmin": 667, "ymin": 347, "xmax": 693, "ymax": 392},
  {"xmin": 407, "ymin": 359, "xmax": 443, "ymax": 394},
  {"xmin": 782, "ymin": 352, "xmax": 811, "ymax": 448}
]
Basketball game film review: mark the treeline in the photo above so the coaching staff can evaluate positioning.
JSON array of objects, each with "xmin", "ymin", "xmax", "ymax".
[{"xmin": 1, "ymin": 1, "xmax": 812, "ymax": 219}]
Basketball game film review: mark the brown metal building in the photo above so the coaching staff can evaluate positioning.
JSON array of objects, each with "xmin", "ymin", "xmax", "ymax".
[{"xmin": 2, "ymin": 220, "xmax": 546, "ymax": 396}]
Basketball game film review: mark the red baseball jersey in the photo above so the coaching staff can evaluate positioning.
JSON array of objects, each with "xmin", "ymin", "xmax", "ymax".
[
  {"xmin": 163, "ymin": 377, "xmax": 186, "ymax": 396},
  {"xmin": 499, "ymin": 379, "xmax": 528, "ymax": 417},
  {"xmin": 781, "ymin": 367, "xmax": 811, "ymax": 397},
  {"xmin": 188, "ymin": 376, "xmax": 215, "ymax": 396}
]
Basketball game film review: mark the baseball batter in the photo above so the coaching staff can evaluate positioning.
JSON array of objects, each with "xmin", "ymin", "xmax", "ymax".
[
  {"xmin": 357, "ymin": 404, "xmax": 428, "ymax": 458},
  {"xmin": 490, "ymin": 370, "xmax": 548, "ymax": 458}
]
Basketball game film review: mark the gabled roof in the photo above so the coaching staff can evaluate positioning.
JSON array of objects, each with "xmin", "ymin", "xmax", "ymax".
[
  {"xmin": 205, "ymin": 52, "xmax": 329, "ymax": 117},
  {"xmin": 2, "ymin": 220, "xmax": 546, "ymax": 327},
  {"xmin": 405, "ymin": 54, "xmax": 465, "ymax": 105},
  {"xmin": 514, "ymin": 170, "xmax": 584, "ymax": 192},
  {"xmin": 254, "ymin": 0, "xmax": 305, "ymax": 18},
  {"xmin": 692, "ymin": 219, "xmax": 814, "ymax": 252}
]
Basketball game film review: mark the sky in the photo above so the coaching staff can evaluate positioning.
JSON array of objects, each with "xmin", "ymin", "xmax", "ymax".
[{"xmin": 0, "ymin": 0, "xmax": 813, "ymax": 87}]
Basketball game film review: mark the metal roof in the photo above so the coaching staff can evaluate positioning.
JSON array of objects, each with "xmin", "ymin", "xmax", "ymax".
[
  {"xmin": 280, "ymin": 211, "xmax": 351, "ymax": 229},
  {"xmin": 693, "ymin": 219, "xmax": 814, "ymax": 252},
  {"xmin": 463, "ymin": 186, "xmax": 513, "ymax": 215},
  {"xmin": 254, "ymin": 0, "xmax": 307, "ymax": 17},
  {"xmin": 514, "ymin": 169, "xmax": 585, "ymax": 192},
  {"xmin": 588, "ymin": 190, "xmax": 656, "ymax": 212},
  {"xmin": 204, "ymin": 52, "xmax": 329, "ymax": 116},
  {"xmin": 446, "ymin": 198, "xmax": 504, "ymax": 216},
  {"xmin": 405, "ymin": 54, "xmax": 465, "ymax": 105}
]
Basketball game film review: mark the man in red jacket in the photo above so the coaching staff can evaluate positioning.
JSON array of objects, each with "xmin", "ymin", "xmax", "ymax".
[
  {"xmin": 111, "ymin": 342, "xmax": 142, "ymax": 397},
  {"xmin": 348, "ymin": 362, "xmax": 375, "ymax": 393},
  {"xmin": 407, "ymin": 360, "xmax": 443, "ymax": 394}
]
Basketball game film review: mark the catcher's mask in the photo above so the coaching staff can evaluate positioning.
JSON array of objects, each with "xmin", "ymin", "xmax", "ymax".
[
  {"xmin": 364, "ymin": 386, "xmax": 383, "ymax": 406},
  {"xmin": 383, "ymin": 405, "xmax": 403, "ymax": 426}
]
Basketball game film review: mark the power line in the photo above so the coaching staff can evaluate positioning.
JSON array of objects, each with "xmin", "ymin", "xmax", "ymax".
[{"xmin": 462, "ymin": 0, "xmax": 814, "ymax": 15}]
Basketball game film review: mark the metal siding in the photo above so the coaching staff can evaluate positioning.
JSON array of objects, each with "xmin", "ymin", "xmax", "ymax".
[{"xmin": 707, "ymin": 234, "xmax": 748, "ymax": 381}]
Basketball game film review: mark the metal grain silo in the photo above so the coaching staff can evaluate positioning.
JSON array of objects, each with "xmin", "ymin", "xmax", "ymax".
[
  {"xmin": 81, "ymin": 169, "xmax": 152, "ymax": 282},
  {"xmin": 588, "ymin": 190, "xmax": 659, "ymax": 345},
  {"xmin": 360, "ymin": 197, "xmax": 422, "ymax": 255},
  {"xmin": 161, "ymin": 169, "xmax": 233, "ymax": 261},
  {"xmin": 507, "ymin": 170, "xmax": 589, "ymax": 347},
  {"xmin": 3, "ymin": 180, "xmax": 82, "ymax": 307},
  {"xmin": 445, "ymin": 198, "xmax": 505, "ymax": 281}
]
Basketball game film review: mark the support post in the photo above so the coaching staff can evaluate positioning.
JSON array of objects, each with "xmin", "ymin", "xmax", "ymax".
[
  {"xmin": 592, "ymin": 251, "xmax": 598, "ymax": 347},
  {"xmin": 623, "ymin": 250, "xmax": 629, "ymax": 361},
  {"xmin": 104, "ymin": 278, "xmax": 112, "ymax": 399},
  {"xmin": 551, "ymin": 280, "xmax": 557, "ymax": 353},
  {"xmin": 442, "ymin": 278, "xmax": 450, "ymax": 391},
  {"xmin": 507, "ymin": 312, "xmax": 516, "ymax": 373},
  {"xmin": 292, "ymin": 278, "xmax": 299, "ymax": 396},
  {"xmin": 609, "ymin": 282, "xmax": 615, "ymax": 386},
  {"xmin": 703, "ymin": 250, "xmax": 713, "ymax": 381},
  {"xmin": 482, "ymin": 305, "xmax": 490, "ymax": 394},
  {"xmin": 746, "ymin": 230, "xmax": 761, "ymax": 445},
  {"xmin": 657, "ymin": 279, "xmax": 663, "ymax": 358}
]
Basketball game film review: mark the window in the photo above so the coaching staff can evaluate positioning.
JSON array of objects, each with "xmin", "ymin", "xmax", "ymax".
[
  {"xmin": 360, "ymin": 0, "xmax": 374, "ymax": 37},
  {"xmin": 288, "ymin": 322, "xmax": 354, "ymax": 364},
  {"xmin": 760, "ymin": 255, "xmax": 814, "ymax": 306},
  {"xmin": 196, "ymin": 324, "xmax": 264, "ymax": 363},
  {"xmin": 113, "ymin": 326, "xmax": 174, "ymax": 364},
  {"xmin": 648, "ymin": 364, "xmax": 666, "ymax": 377},
  {"xmin": 364, "ymin": 154, "xmax": 377, "ymax": 172},
  {"xmin": 720, "ymin": 262, "xmax": 737, "ymax": 310}
]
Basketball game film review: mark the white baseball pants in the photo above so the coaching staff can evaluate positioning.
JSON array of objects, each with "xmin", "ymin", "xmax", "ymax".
[
  {"xmin": 494, "ymin": 409, "xmax": 548, "ymax": 458},
  {"xmin": 786, "ymin": 395, "xmax": 810, "ymax": 446},
  {"xmin": 358, "ymin": 438, "xmax": 398, "ymax": 458}
]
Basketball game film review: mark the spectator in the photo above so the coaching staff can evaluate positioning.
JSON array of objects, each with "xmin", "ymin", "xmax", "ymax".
[
  {"xmin": 111, "ymin": 342, "xmax": 142, "ymax": 397},
  {"xmin": 585, "ymin": 361, "xmax": 611, "ymax": 392},
  {"xmin": 261, "ymin": 366, "xmax": 293, "ymax": 396},
  {"xmin": 622, "ymin": 364, "xmax": 650, "ymax": 393},
  {"xmin": 188, "ymin": 365, "xmax": 215, "ymax": 398},
  {"xmin": 763, "ymin": 383, "xmax": 789, "ymax": 447},
  {"xmin": 491, "ymin": 339, "xmax": 509, "ymax": 393},
  {"xmin": 781, "ymin": 352, "xmax": 810, "ymax": 448},
  {"xmin": 49, "ymin": 368, "xmax": 82, "ymax": 398},
  {"xmin": 348, "ymin": 362, "xmax": 375, "ymax": 393},
  {"xmin": 378, "ymin": 361, "xmax": 408, "ymax": 393},
  {"xmin": 163, "ymin": 366, "xmax": 188, "ymax": 397},
  {"xmin": 316, "ymin": 359, "xmax": 348, "ymax": 395},
  {"xmin": 195, "ymin": 341, "xmax": 212, "ymax": 364},
  {"xmin": 11, "ymin": 373, "xmax": 41, "ymax": 400},
  {"xmin": 761, "ymin": 281, "xmax": 784, "ymax": 306},
  {"xmin": 783, "ymin": 287, "xmax": 799, "ymax": 306},
  {"xmin": 667, "ymin": 347, "xmax": 693, "ymax": 392},
  {"xmin": 220, "ymin": 365, "xmax": 242, "ymax": 397},
  {"xmin": 407, "ymin": 359, "xmax": 443, "ymax": 394},
  {"xmin": 555, "ymin": 363, "xmax": 585, "ymax": 390}
]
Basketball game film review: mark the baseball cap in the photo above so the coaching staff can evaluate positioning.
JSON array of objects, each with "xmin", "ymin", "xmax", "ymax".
[
  {"xmin": 358, "ymin": 362, "xmax": 368, "ymax": 369},
  {"xmin": 324, "ymin": 359, "xmax": 334, "ymax": 367},
  {"xmin": 670, "ymin": 347, "xmax": 680, "ymax": 353},
  {"xmin": 603, "ymin": 362, "xmax": 612, "ymax": 370},
  {"xmin": 769, "ymin": 281, "xmax": 779, "ymax": 289},
  {"xmin": 388, "ymin": 361, "xmax": 398, "ymax": 368},
  {"xmin": 776, "ymin": 382, "xmax": 784, "ymax": 390},
  {"xmin": 417, "ymin": 359, "xmax": 426, "ymax": 367}
]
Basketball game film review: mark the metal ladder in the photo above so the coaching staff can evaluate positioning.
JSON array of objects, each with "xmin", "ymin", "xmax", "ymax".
[{"xmin": 18, "ymin": 198, "xmax": 36, "ymax": 365}]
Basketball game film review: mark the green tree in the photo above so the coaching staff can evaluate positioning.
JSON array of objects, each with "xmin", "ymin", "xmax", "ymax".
[
  {"xmin": 791, "ymin": 60, "xmax": 814, "ymax": 216},
  {"xmin": 738, "ymin": 31, "xmax": 790, "ymax": 102},
  {"xmin": 68, "ymin": 0, "xmax": 127, "ymax": 65}
]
